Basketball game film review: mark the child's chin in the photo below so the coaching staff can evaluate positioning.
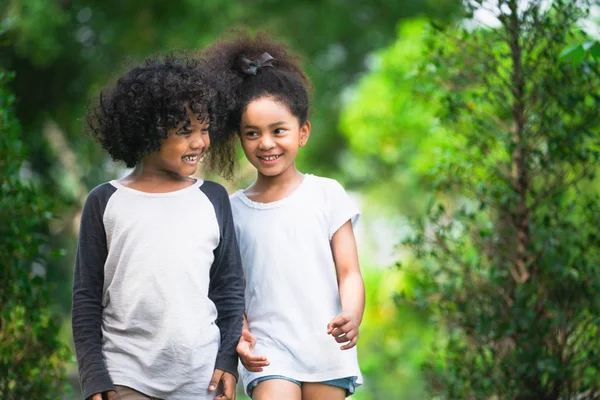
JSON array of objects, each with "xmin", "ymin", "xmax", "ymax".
[{"xmin": 178, "ymin": 166, "xmax": 199, "ymax": 176}]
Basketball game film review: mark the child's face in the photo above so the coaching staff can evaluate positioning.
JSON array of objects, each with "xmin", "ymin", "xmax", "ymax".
[
  {"xmin": 239, "ymin": 96, "xmax": 310, "ymax": 179},
  {"xmin": 144, "ymin": 108, "xmax": 210, "ymax": 178}
]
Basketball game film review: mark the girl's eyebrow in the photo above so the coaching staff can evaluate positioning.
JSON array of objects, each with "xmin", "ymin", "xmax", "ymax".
[{"xmin": 243, "ymin": 121, "xmax": 287, "ymax": 130}]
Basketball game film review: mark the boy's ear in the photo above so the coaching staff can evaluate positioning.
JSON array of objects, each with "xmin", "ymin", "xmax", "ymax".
[{"xmin": 299, "ymin": 120, "xmax": 311, "ymax": 147}]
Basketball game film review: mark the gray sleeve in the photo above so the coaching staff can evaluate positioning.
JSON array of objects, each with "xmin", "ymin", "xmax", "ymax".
[
  {"xmin": 200, "ymin": 181, "xmax": 245, "ymax": 380},
  {"xmin": 72, "ymin": 183, "xmax": 116, "ymax": 399}
]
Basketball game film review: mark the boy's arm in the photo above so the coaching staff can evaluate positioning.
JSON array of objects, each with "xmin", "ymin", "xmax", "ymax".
[
  {"xmin": 327, "ymin": 220, "xmax": 365, "ymax": 350},
  {"xmin": 72, "ymin": 188, "xmax": 115, "ymax": 399},
  {"xmin": 207, "ymin": 185, "xmax": 245, "ymax": 380}
]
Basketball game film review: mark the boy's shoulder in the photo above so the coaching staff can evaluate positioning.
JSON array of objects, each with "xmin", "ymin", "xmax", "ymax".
[
  {"xmin": 85, "ymin": 181, "xmax": 117, "ymax": 203},
  {"xmin": 199, "ymin": 179, "xmax": 228, "ymax": 197},
  {"xmin": 198, "ymin": 180, "xmax": 233, "ymax": 209}
]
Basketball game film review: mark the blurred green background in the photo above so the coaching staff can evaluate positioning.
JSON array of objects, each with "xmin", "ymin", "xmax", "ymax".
[{"xmin": 2, "ymin": 0, "xmax": 600, "ymax": 399}]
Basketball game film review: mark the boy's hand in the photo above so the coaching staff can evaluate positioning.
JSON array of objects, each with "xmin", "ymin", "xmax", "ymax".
[
  {"xmin": 91, "ymin": 391, "xmax": 117, "ymax": 400},
  {"xmin": 236, "ymin": 329, "xmax": 269, "ymax": 372},
  {"xmin": 327, "ymin": 311, "xmax": 360, "ymax": 350},
  {"xmin": 208, "ymin": 369, "xmax": 236, "ymax": 400}
]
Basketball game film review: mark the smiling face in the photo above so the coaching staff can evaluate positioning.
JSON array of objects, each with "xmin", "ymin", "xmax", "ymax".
[
  {"xmin": 143, "ymin": 107, "xmax": 210, "ymax": 178},
  {"xmin": 239, "ymin": 96, "xmax": 310, "ymax": 180}
]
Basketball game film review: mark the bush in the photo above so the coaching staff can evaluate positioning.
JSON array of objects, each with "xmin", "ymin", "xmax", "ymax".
[
  {"xmin": 0, "ymin": 69, "xmax": 69, "ymax": 398},
  {"xmin": 403, "ymin": 1, "xmax": 600, "ymax": 399}
]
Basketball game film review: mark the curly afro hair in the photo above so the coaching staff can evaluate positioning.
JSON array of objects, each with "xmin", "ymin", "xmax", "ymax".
[
  {"xmin": 201, "ymin": 30, "xmax": 313, "ymax": 136},
  {"xmin": 85, "ymin": 53, "xmax": 236, "ymax": 178}
]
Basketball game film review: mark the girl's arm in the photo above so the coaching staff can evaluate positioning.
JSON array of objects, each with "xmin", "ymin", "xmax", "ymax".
[
  {"xmin": 236, "ymin": 314, "xmax": 270, "ymax": 372},
  {"xmin": 328, "ymin": 219, "xmax": 365, "ymax": 350}
]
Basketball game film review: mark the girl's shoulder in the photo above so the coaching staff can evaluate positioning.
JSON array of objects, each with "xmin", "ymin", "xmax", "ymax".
[{"xmin": 304, "ymin": 174, "xmax": 347, "ymax": 196}]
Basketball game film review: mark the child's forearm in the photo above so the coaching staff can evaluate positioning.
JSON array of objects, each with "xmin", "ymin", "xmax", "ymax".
[
  {"xmin": 242, "ymin": 313, "xmax": 250, "ymax": 331},
  {"xmin": 338, "ymin": 271, "xmax": 365, "ymax": 324}
]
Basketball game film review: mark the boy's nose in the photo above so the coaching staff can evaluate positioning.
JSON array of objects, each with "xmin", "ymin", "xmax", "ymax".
[{"xmin": 190, "ymin": 134, "xmax": 207, "ymax": 149}]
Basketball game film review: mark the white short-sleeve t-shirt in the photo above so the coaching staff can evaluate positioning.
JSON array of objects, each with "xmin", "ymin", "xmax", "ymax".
[{"xmin": 230, "ymin": 174, "xmax": 363, "ymax": 390}]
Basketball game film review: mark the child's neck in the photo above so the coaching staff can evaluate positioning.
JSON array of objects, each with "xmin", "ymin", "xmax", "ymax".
[
  {"xmin": 245, "ymin": 165, "xmax": 304, "ymax": 203},
  {"xmin": 119, "ymin": 163, "xmax": 196, "ymax": 193}
]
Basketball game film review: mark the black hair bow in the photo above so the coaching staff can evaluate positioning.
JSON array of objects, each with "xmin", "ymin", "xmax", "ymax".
[{"xmin": 240, "ymin": 52, "xmax": 274, "ymax": 75}]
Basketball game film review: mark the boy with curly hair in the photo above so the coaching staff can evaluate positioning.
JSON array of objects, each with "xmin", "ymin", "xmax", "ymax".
[{"xmin": 72, "ymin": 54, "xmax": 244, "ymax": 400}]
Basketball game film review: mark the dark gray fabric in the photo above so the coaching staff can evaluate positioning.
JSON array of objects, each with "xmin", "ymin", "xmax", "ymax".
[
  {"xmin": 72, "ymin": 183, "xmax": 117, "ymax": 399},
  {"xmin": 201, "ymin": 181, "xmax": 245, "ymax": 379}
]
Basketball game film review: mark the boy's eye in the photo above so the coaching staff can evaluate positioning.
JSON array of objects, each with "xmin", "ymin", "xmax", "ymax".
[{"xmin": 274, "ymin": 128, "xmax": 285, "ymax": 134}]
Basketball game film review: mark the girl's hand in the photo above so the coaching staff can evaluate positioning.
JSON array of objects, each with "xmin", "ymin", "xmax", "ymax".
[
  {"xmin": 327, "ymin": 311, "xmax": 360, "ymax": 350},
  {"xmin": 91, "ymin": 391, "xmax": 117, "ymax": 400},
  {"xmin": 236, "ymin": 329, "xmax": 270, "ymax": 372}
]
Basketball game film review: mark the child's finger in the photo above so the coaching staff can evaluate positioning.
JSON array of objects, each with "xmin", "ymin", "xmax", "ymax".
[
  {"xmin": 333, "ymin": 329, "xmax": 358, "ymax": 343},
  {"xmin": 340, "ymin": 335, "xmax": 359, "ymax": 350},
  {"xmin": 222, "ymin": 373, "xmax": 236, "ymax": 400},
  {"xmin": 330, "ymin": 321, "xmax": 354, "ymax": 337},
  {"xmin": 241, "ymin": 357, "xmax": 270, "ymax": 369},
  {"xmin": 242, "ymin": 353, "xmax": 269, "ymax": 363},
  {"xmin": 327, "ymin": 314, "xmax": 350, "ymax": 333},
  {"xmin": 208, "ymin": 369, "xmax": 225, "ymax": 391},
  {"xmin": 244, "ymin": 358, "xmax": 270, "ymax": 367},
  {"xmin": 342, "ymin": 329, "xmax": 358, "ymax": 341},
  {"xmin": 334, "ymin": 333, "xmax": 349, "ymax": 343}
]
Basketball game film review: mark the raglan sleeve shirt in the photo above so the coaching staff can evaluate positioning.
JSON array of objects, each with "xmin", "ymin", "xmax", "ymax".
[
  {"xmin": 72, "ymin": 181, "xmax": 245, "ymax": 398},
  {"xmin": 202, "ymin": 182, "xmax": 246, "ymax": 380}
]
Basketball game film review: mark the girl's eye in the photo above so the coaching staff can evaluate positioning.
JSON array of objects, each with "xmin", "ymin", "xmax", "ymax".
[
  {"xmin": 245, "ymin": 131, "xmax": 259, "ymax": 138},
  {"xmin": 201, "ymin": 128, "xmax": 209, "ymax": 135},
  {"xmin": 274, "ymin": 128, "xmax": 285, "ymax": 134}
]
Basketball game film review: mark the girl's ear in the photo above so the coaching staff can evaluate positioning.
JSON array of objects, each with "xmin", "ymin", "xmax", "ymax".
[{"xmin": 299, "ymin": 120, "xmax": 311, "ymax": 147}]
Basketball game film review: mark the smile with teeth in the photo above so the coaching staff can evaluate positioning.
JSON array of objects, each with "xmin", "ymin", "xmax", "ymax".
[
  {"xmin": 182, "ymin": 155, "xmax": 199, "ymax": 162},
  {"xmin": 258, "ymin": 155, "xmax": 282, "ymax": 161}
]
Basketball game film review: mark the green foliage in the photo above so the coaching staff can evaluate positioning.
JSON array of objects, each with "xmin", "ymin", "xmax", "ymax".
[
  {"xmin": 339, "ymin": 20, "xmax": 448, "ymax": 215},
  {"xmin": 1, "ymin": 0, "xmax": 68, "ymax": 67},
  {"xmin": 400, "ymin": 1, "xmax": 600, "ymax": 399},
  {"xmin": 560, "ymin": 40, "xmax": 600, "ymax": 66},
  {"xmin": 0, "ymin": 70, "xmax": 69, "ymax": 398},
  {"xmin": 357, "ymin": 265, "xmax": 434, "ymax": 399}
]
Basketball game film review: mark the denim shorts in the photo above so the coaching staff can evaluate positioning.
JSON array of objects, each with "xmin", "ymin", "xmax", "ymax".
[{"xmin": 247, "ymin": 375, "xmax": 356, "ymax": 398}]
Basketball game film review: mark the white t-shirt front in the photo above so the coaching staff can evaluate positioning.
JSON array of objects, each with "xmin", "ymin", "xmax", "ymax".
[{"xmin": 230, "ymin": 174, "xmax": 363, "ymax": 391}]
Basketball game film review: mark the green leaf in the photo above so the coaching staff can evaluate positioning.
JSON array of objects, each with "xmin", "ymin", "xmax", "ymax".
[
  {"xmin": 571, "ymin": 45, "xmax": 586, "ymax": 67},
  {"xmin": 559, "ymin": 44, "xmax": 581, "ymax": 60},
  {"xmin": 590, "ymin": 42, "xmax": 600, "ymax": 60}
]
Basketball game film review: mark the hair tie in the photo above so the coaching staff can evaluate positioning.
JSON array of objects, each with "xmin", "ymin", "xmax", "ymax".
[{"xmin": 240, "ymin": 52, "xmax": 274, "ymax": 75}]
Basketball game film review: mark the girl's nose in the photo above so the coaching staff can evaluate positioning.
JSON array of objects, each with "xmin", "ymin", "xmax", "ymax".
[{"xmin": 259, "ymin": 135, "xmax": 275, "ymax": 150}]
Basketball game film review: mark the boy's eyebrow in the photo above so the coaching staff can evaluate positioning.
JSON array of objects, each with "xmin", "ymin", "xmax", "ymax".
[{"xmin": 242, "ymin": 121, "xmax": 287, "ymax": 129}]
